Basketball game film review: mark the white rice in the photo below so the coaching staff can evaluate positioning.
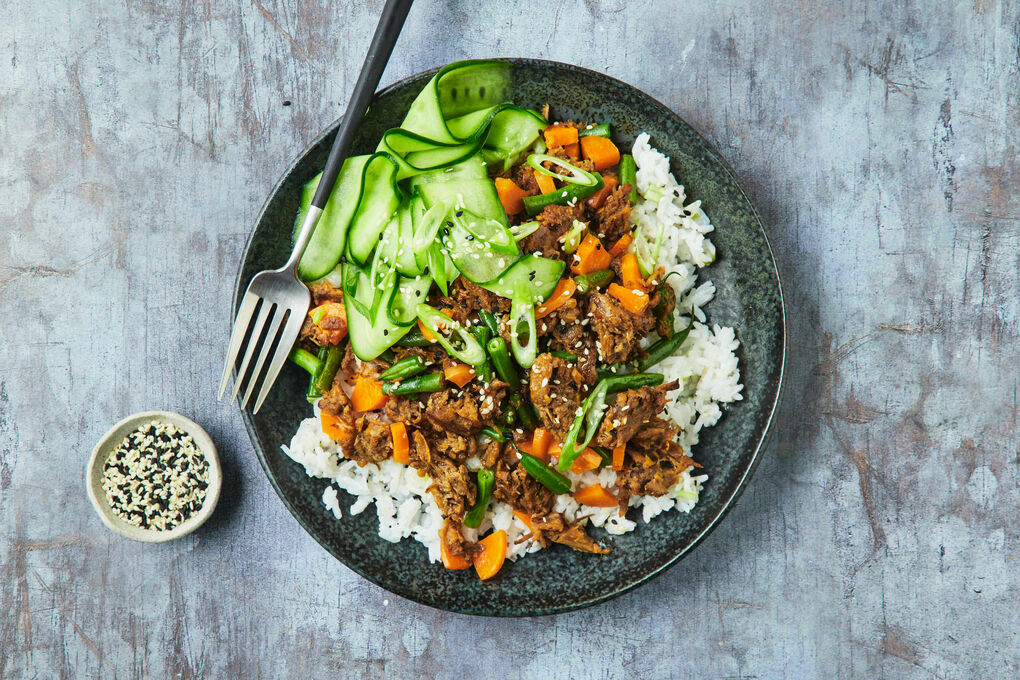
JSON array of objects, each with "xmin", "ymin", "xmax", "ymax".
[{"xmin": 282, "ymin": 132, "xmax": 742, "ymax": 563}]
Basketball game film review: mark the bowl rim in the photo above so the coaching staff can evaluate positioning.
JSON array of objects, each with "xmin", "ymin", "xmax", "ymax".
[
  {"xmin": 85, "ymin": 410, "xmax": 223, "ymax": 543},
  {"xmin": 233, "ymin": 57, "xmax": 786, "ymax": 615}
]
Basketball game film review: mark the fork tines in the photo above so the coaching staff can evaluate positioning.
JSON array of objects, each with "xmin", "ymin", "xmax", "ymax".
[{"xmin": 218, "ymin": 282, "xmax": 307, "ymax": 414}]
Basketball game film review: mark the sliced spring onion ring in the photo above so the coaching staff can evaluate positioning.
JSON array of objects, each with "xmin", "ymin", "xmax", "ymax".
[
  {"xmin": 511, "ymin": 220, "xmax": 540, "ymax": 241},
  {"xmin": 416, "ymin": 303, "xmax": 486, "ymax": 366},
  {"xmin": 453, "ymin": 209, "xmax": 517, "ymax": 255},
  {"xmin": 387, "ymin": 276, "xmax": 433, "ymax": 326},
  {"xmin": 557, "ymin": 380, "xmax": 610, "ymax": 472},
  {"xmin": 508, "ymin": 282, "xmax": 538, "ymax": 369},
  {"xmin": 559, "ymin": 220, "xmax": 587, "ymax": 254},
  {"xmin": 526, "ymin": 153, "xmax": 599, "ymax": 187}
]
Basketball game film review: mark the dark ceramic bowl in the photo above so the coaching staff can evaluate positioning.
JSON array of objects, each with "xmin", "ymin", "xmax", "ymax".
[{"xmin": 234, "ymin": 59, "xmax": 785, "ymax": 616}]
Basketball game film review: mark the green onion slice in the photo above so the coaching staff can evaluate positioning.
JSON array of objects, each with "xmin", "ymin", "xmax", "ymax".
[
  {"xmin": 416, "ymin": 303, "xmax": 486, "ymax": 366},
  {"xmin": 511, "ymin": 220, "xmax": 540, "ymax": 242},
  {"xmin": 508, "ymin": 283, "xmax": 537, "ymax": 369},
  {"xmin": 526, "ymin": 153, "xmax": 599, "ymax": 187},
  {"xmin": 557, "ymin": 380, "xmax": 610, "ymax": 472}
]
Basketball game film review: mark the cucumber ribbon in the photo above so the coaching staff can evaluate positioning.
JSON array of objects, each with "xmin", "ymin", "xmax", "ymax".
[{"xmin": 297, "ymin": 61, "xmax": 549, "ymax": 361}]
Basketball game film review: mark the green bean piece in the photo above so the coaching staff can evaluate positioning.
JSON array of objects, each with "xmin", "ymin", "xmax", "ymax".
[
  {"xmin": 486, "ymin": 337, "xmax": 521, "ymax": 391},
  {"xmin": 479, "ymin": 426, "xmax": 506, "ymax": 443},
  {"xmin": 619, "ymin": 154, "xmax": 637, "ymax": 204},
  {"xmin": 578, "ymin": 123, "xmax": 611, "ymax": 138},
  {"xmin": 469, "ymin": 326, "xmax": 495, "ymax": 383},
  {"xmin": 596, "ymin": 363, "xmax": 630, "ymax": 381},
  {"xmin": 522, "ymin": 173, "xmax": 604, "ymax": 216},
  {"xmin": 501, "ymin": 406, "xmax": 517, "ymax": 426},
  {"xmin": 603, "ymin": 373, "xmax": 664, "ymax": 394},
  {"xmin": 312, "ymin": 345, "xmax": 344, "ymax": 394},
  {"xmin": 288, "ymin": 347, "xmax": 323, "ymax": 376},
  {"xmin": 475, "ymin": 359, "xmax": 495, "ymax": 384},
  {"xmin": 382, "ymin": 372, "xmax": 445, "ymax": 396},
  {"xmin": 395, "ymin": 326, "xmax": 433, "ymax": 347},
  {"xmin": 549, "ymin": 350, "xmax": 578, "ymax": 363},
  {"xmin": 306, "ymin": 347, "xmax": 329, "ymax": 402},
  {"xmin": 517, "ymin": 402, "xmax": 539, "ymax": 431},
  {"xmin": 463, "ymin": 470, "xmax": 495, "ymax": 528},
  {"xmin": 470, "ymin": 324, "xmax": 492, "ymax": 346},
  {"xmin": 478, "ymin": 310, "xmax": 500, "ymax": 338},
  {"xmin": 637, "ymin": 319, "xmax": 694, "ymax": 371},
  {"xmin": 592, "ymin": 446, "xmax": 613, "ymax": 467},
  {"xmin": 574, "ymin": 268, "xmax": 615, "ymax": 294},
  {"xmin": 379, "ymin": 355, "xmax": 426, "ymax": 381},
  {"xmin": 519, "ymin": 453, "xmax": 572, "ymax": 495}
]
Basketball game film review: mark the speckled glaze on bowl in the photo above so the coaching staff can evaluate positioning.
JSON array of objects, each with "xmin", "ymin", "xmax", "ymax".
[{"xmin": 233, "ymin": 59, "xmax": 785, "ymax": 616}]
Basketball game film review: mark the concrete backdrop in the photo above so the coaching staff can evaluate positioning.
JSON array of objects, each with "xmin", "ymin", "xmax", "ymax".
[{"xmin": 1, "ymin": 0, "xmax": 1018, "ymax": 677}]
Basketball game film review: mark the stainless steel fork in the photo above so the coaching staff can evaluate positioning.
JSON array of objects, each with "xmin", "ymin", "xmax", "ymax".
[{"xmin": 217, "ymin": 0, "xmax": 414, "ymax": 414}]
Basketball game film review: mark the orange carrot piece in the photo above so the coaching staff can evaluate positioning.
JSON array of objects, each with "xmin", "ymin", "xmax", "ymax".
[
  {"xmin": 351, "ymin": 376, "xmax": 388, "ymax": 412},
  {"xmin": 570, "ymin": 448, "xmax": 602, "ymax": 474},
  {"xmin": 443, "ymin": 360, "xmax": 477, "ymax": 388},
  {"xmin": 609, "ymin": 233, "xmax": 632, "ymax": 257},
  {"xmin": 620, "ymin": 252, "xmax": 645, "ymax": 290},
  {"xmin": 580, "ymin": 136, "xmax": 621, "ymax": 171},
  {"xmin": 515, "ymin": 438, "xmax": 534, "ymax": 455},
  {"xmin": 473, "ymin": 530, "xmax": 508, "ymax": 580},
  {"xmin": 417, "ymin": 318, "xmax": 436, "ymax": 342},
  {"xmin": 390, "ymin": 422, "xmax": 409, "ymax": 463},
  {"xmin": 570, "ymin": 234, "xmax": 612, "ymax": 275},
  {"xmin": 611, "ymin": 444, "xmax": 626, "ymax": 471},
  {"xmin": 535, "ymin": 171, "xmax": 557, "ymax": 195},
  {"xmin": 320, "ymin": 411, "xmax": 352, "ymax": 443},
  {"xmin": 535, "ymin": 277, "xmax": 578, "ymax": 319},
  {"xmin": 440, "ymin": 524, "xmax": 472, "ymax": 570},
  {"xmin": 494, "ymin": 177, "xmax": 527, "ymax": 216},
  {"xmin": 564, "ymin": 142, "xmax": 580, "ymax": 158},
  {"xmin": 585, "ymin": 176, "xmax": 619, "ymax": 210},
  {"xmin": 543, "ymin": 124, "xmax": 578, "ymax": 148},
  {"xmin": 512, "ymin": 510, "xmax": 538, "ymax": 535},
  {"xmin": 532, "ymin": 428, "xmax": 553, "ymax": 461},
  {"xmin": 574, "ymin": 484, "xmax": 618, "ymax": 507},
  {"xmin": 608, "ymin": 283, "xmax": 650, "ymax": 314}
]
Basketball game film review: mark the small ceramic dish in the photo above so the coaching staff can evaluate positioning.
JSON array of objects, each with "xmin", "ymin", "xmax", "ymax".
[{"xmin": 86, "ymin": 411, "xmax": 222, "ymax": 543}]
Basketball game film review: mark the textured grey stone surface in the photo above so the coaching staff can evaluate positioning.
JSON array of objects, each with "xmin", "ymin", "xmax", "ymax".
[{"xmin": 1, "ymin": 0, "xmax": 1017, "ymax": 677}]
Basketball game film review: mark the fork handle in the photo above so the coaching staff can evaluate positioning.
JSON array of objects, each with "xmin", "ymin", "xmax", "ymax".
[{"xmin": 287, "ymin": 0, "xmax": 415, "ymax": 271}]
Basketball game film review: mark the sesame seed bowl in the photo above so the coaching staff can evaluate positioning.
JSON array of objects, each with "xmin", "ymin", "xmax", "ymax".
[{"xmin": 86, "ymin": 411, "xmax": 222, "ymax": 543}]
